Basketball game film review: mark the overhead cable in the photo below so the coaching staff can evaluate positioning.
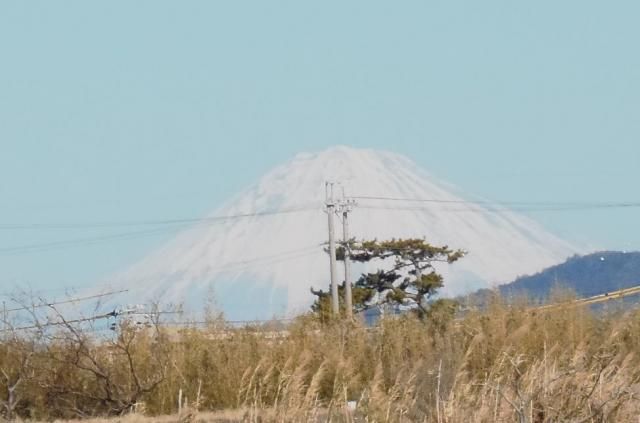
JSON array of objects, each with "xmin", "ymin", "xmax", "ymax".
[{"xmin": 3, "ymin": 289, "xmax": 129, "ymax": 313}]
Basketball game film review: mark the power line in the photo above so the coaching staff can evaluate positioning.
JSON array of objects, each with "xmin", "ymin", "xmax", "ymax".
[
  {"xmin": 0, "ymin": 205, "xmax": 319, "ymax": 230},
  {"xmin": 0, "ymin": 227, "xmax": 178, "ymax": 255},
  {"xmin": 207, "ymin": 244, "xmax": 325, "ymax": 272},
  {"xmin": 157, "ymin": 317, "xmax": 294, "ymax": 327},
  {"xmin": 99, "ymin": 243, "xmax": 326, "ymax": 294},
  {"xmin": 0, "ymin": 207, "xmax": 321, "ymax": 256},
  {"xmin": 3, "ymin": 305, "xmax": 181, "ymax": 332},
  {"xmin": 5, "ymin": 311, "xmax": 120, "ymax": 332},
  {"xmin": 6, "ymin": 249, "xmax": 323, "ymax": 306},
  {"xmin": 3, "ymin": 197, "xmax": 636, "ymax": 256},
  {"xmin": 3, "ymin": 289, "xmax": 129, "ymax": 313},
  {"xmin": 0, "ymin": 243, "xmax": 326, "ymax": 311},
  {"xmin": 352, "ymin": 195, "xmax": 640, "ymax": 209},
  {"xmin": 534, "ymin": 285, "xmax": 640, "ymax": 311},
  {"xmin": 356, "ymin": 203, "xmax": 640, "ymax": 214},
  {"xmin": 7, "ymin": 311, "xmax": 295, "ymax": 333},
  {"xmin": 0, "ymin": 283, "xmax": 127, "ymax": 298}
]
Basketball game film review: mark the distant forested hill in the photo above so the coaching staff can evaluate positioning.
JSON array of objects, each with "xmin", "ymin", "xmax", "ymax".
[{"xmin": 464, "ymin": 251, "xmax": 640, "ymax": 304}]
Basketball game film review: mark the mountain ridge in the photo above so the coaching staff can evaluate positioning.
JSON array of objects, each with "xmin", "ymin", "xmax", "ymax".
[{"xmin": 499, "ymin": 251, "xmax": 640, "ymax": 299}]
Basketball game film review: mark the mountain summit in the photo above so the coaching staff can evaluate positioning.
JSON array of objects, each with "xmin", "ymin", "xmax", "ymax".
[{"xmin": 105, "ymin": 146, "xmax": 581, "ymax": 319}]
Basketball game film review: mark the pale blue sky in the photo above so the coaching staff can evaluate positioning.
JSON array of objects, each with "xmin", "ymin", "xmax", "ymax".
[{"xmin": 1, "ymin": 1, "xmax": 638, "ymax": 292}]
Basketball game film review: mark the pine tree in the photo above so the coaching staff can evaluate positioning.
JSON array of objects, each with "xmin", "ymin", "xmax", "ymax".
[{"xmin": 311, "ymin": 238, "xmax": 465, "ymax": 319}]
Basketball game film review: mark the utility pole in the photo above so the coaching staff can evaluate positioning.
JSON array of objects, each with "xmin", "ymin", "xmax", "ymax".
[
  {"xmin": 341, "ymin": 191, "xmax": 355, "ymax": 319},
  {"xmin": 325, "ymin": 182, "xmax": 340, "ymax": 317}
]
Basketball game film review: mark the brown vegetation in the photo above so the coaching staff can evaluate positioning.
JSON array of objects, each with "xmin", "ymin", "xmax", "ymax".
[{"xmin": 1, "ymin": 295, "xmax": 639, "ymax": 422}]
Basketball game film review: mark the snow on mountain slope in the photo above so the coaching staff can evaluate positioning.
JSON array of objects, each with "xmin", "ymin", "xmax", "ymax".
[{"xmin": 103, "ymin": 146, "xmax": 582, "ymax": 319}]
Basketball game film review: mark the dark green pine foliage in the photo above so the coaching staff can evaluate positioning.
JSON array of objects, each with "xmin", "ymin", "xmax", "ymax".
[
  {"xmin": 310, "ymin": 282, "xmax": 374, "ymax": 322},
  {"xmin": 312, "ymin": 238, "xmax": 465, "ymax": 319}
]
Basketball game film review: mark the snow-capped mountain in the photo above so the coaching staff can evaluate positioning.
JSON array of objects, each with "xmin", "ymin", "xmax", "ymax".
[{"xmin": 102, "ymin": 146, "xmax": 582, "ymax": 320}]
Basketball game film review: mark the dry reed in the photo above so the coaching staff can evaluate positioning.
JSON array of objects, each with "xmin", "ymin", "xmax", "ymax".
[{"xmin": 2, "ymin": 295, "xmax": 640, "ymax": 422}]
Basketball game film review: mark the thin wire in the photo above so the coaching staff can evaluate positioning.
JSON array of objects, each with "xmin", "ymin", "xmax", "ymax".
[
  {"xmin": 352, "ymin": 195, "xmax": 640, "ymax": 209},
  {"xmin": 158, "ymin": 317, "xmax": 294, "ymax": 326},
  {"xmin": 101, "ymin": 243, "xmax": 326, "ymax": 293},
  {"xmin": 356, "ymin": 203, "xmax": 640, "ymax": 213},
  {"xmin": 0, "ymin": 207, "xmax": 321, "ymax": 256},
  {"xmin": 204, "ymin": 244, "xmax": 325, "ymax": 272},
  {"xmin": 3, "ymin": 197, "xmax": 636, "ymax": 255},
  {"xmin": 4, "ymin": 289, "xmax": 129, "ymax": 313},
  {"xmin": 0, "ymin": 283, "xmax": 128, "ymax": 297},
  {"xmin": 0, "ymin": 227, "xmax": 178, "ymax": 255},
  {"xmin": 5, "ymin": 311, "xmax": 119, "ymax": 332},
  {"xmin": 6, "ymin": 312, "xmax": 295, "ymax": 332},
  {"xmin": 0, "ymin": 205, "xmax": 320, "ymax": 230},
  {"xmin": 0, "ymin": 243, "xmax": 326, "ymax": 301}
]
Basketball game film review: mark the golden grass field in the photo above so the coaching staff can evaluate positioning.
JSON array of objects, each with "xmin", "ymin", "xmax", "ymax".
[{"xmin": 3, "ymin": 293, "xmax": 640, "ymax": 422}]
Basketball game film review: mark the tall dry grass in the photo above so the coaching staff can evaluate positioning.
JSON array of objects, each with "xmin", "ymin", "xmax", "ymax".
[{"xmin": 2, "ymin": 295, "xmax": 640, "ymax": 422}]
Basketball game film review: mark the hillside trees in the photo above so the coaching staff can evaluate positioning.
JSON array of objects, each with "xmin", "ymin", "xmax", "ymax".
[{"xmin": 312, "ymin": 238, "xmax": 465, "ymax": 319}]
